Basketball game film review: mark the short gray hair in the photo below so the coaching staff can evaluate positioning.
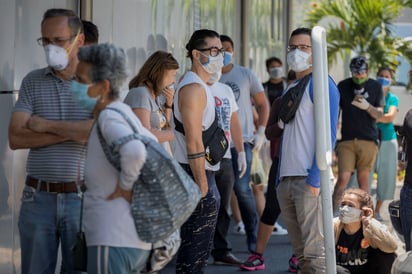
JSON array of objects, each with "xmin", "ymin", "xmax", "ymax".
[
  {"xmin": 42, "ymin": 9, "xmax": 83, "ymax": 36},
  {"xmin": 77, "ymin": 43, "xmax": 128, "ymax": 99}
]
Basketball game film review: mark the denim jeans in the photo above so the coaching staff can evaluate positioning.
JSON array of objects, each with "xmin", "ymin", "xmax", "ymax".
[
  {"xmin": 212, "ymin": 158, "xmax": 235, "ymax": 258},
  {"xmin": 231, "ymin": 143, "xmax": 258, "ymax": 252},
  {"xmin": 400, "ymin": 184, "xmax": 412, "ymax": 251},
  {"xmin": 18, "ymin": 185, "xmax": 82, "ymax": 274},
  {"xmin": 87, "ymin": 246, "xmax": 150, "ymax": 274}
]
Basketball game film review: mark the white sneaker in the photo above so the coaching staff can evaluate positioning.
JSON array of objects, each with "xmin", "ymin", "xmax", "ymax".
[
  {"xmin": 233, "ymin": 222, "xmax": 246, "ymax": 235},
  {"xmin": 272, "ymin": 222, "xmax": 288, "ymax": 235}
]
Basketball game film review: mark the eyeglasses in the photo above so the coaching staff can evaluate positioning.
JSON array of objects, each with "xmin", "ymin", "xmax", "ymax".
[
  {"xmin": 287, "ymin": 44, "xmax": 311, "ymax": 51},
  {"xmin": 197, "ymin": 47, "xmax": 225, "ymax": 57},
  {"xmin": 36, "ymin": 35, "xmax": 75, "ymax": 47}
]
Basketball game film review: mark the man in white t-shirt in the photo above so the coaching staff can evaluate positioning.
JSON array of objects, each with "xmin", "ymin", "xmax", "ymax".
[
  {"xmin": 208, "ymin": 73, "xmax": 247, "ymax": 266},
  {"xmin": 277, "ymin": 27, "xmax": 340, "ymax": 273},
  {"xmin": 219, "ymin": 34, "xmax": 270, "ymax": 254}
]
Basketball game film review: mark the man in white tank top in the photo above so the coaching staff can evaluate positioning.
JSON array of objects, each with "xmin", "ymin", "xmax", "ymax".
[{"xmin": 172, "ymin": 29, "xmax": 224, "ymax": 274}]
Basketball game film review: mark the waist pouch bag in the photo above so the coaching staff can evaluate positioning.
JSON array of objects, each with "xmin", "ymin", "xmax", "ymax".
[
  {"xmin": 174, "ymin": 111, "xmax": 228, "ymax": 166},
  {"xmin": 96, "ymin": 107, "xmax": 202, "ymax": 243},
  {"xmin": 279, "ymin": 73, "xmax": 311, "ymax": 123}
]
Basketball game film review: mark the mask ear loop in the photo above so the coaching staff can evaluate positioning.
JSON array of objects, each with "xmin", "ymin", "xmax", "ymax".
[{"xmin": 65, "ymin": 30, "xmax": 82, "ymax": 56}]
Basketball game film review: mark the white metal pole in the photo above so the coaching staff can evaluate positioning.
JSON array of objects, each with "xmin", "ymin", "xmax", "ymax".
[{"xmin": 311, "ymin": 26, "xmax": 336, "ymax": 274}]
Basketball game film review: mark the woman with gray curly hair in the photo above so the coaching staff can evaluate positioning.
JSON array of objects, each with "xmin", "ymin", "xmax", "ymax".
[{"xmin": 71, "ymin": 43, "xmax": 157, "ymax": 273}]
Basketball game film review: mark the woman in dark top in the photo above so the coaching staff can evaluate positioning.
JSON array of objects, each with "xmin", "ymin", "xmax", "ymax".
[
  {"xmin": 334, "ymin": 188, "xmax": 397, "ymax": 273},
  {"xmin": 401, "ymin": 108, "xmax": 412, "ymax": 251}
]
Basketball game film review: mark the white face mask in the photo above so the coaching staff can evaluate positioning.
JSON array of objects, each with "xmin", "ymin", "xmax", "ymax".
[
  {"xmin": 44, "ymin": 44, "xmax": 69, "ymax": 71},
  {"xmin": 287, "ymin": 49, "xmax": 312, "ymax": 73},
  {"xmin": 44, "ymin": 32, "xmax": 79, "ymax": 71},
  {"xmin": 208, "ymin": 70, "xmax": 222, "ymax": 85},
  {"xmin": 339, "ymin": 205, "xmax": 362, "ymax": 224},
  {"xmin": 269, "ymin": 67, "xmax": 284, "ymax": 79},
  {"xmin": 199, "ymin": 52, "xmax": 224, "ymax": 74}
]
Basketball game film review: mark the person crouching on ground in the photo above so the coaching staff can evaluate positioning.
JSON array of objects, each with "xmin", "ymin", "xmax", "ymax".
[{"xmin": 335, "ymin": 188, "xmax": 397, "ymax": 274}]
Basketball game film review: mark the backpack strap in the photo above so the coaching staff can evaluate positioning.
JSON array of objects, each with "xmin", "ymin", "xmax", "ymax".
[
  {"xmin": 174, "ymin": 110, "xmax": 219, "ymax": 137},
  {"xmin": 173, "ymin": 112, "xmax": 185, "ymax": 135}
]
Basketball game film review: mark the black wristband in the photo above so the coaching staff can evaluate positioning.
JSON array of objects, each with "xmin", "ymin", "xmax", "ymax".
[
  {"xmin": 164, "ymin": 103, "xmax": 173, "ymax": 109},
  {"xmin": 187, "ymin": 151, "xmax": 205, "ymax": 159}
]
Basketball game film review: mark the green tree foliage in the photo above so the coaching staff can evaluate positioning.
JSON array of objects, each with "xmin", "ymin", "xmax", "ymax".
[{"xmin": 306, "ymin": 0, "xmax": 412, "ymax": 73}]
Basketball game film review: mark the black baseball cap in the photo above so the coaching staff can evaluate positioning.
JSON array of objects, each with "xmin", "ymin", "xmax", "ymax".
[{"xmin": 350, "ymin": 56, "xmax": 368, "ymax": 73}]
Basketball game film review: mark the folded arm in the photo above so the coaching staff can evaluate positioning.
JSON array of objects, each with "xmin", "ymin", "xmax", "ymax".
[
  {"xmin": 27, "ymin": 115, "xmax": 94, "ymax": 144},
  {"xmin": 9, "ymin": 112, "xmax": 68, "ymax": 149}
]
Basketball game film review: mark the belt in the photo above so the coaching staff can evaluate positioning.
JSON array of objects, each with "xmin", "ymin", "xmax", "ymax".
[
  {"xmin": 25, "ymin": 176, "xmax": 80, "ymax": 193},
  {"xmin": 281, "ymin": 176, "xmax": 307, "ymax": 181}
]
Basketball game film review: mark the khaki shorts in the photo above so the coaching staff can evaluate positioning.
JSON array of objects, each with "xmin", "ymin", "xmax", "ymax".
[{"xmin": 336, "ymin": 139, "xmax": 378, "ymax": 173}]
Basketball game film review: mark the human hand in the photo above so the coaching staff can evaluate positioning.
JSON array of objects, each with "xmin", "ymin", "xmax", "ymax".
[
  {"xmin": 361, "ymin": 207, "xmax": 373, "ymax": 226},
  {"xmin": 200, "ymin": 184, "xmax": 208, "ymax": 198},
  {"xmin": 351, "ymin": 96, "xmax": 370, "ymax": 110},
  {"xmin": 107, "ymin": 184, "xmax": 132, "ymax": 203},
  {"xmin": 399, "ymin": 160, "xmax": 407, "ymax": 171},
  {"xmin": 162, "ymin": 84, "xmax": 175, "ymax": 108},
  {"xmin": 253, "ymin": 126, "xmax": 266, "ymax": 152},
  {"xmin": 27, "ymin": 116, "xmax": 49, "ymax": 133},
  {"xmin": 237, "ymin": 151, "xmax": 247, "ymax": 178},
  {"xmin": 308, "ymin": 184, "xmax": 320, "ymax": 196}
]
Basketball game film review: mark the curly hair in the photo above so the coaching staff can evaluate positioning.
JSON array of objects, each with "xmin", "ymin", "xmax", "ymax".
[
  {"xmin": 77, "ymin": 43, "xmax": 128, "ymax": 99},
  {"xmin": 342, "ymin": 188, "xmax": 374, "ymax": 210}
]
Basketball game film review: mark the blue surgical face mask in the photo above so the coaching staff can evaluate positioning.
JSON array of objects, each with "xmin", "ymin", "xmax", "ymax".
[
  {"xmin": 376, "ymin": 77, "xmax": 391, "ymax": 88},
  {"xmin": 223, "ymin": 52, "xmax": 233, "ymax": 66},
  {"xmin": 71, "ymin": 80, "xmax": 97, "ymax": 111}
]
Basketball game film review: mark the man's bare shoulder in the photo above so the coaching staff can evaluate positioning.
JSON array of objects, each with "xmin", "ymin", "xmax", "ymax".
[{"xmin": 180, "ymin": 82, "xmax": 205, "ymax": 94}]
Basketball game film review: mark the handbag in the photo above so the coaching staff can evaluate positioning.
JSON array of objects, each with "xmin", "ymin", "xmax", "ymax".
[
  {"xmin": 174, "ymin": 111, "xmax": 229, "ymax": 166},
  {"xmin": 279, "ymin": 73, "xmax": 311, "ymax": 123},
  {"xmin": 250, "ymin": 149, "xmax": 266, "ymax": 185},
  {"xmin": 71, "ymin": 192, "xmax": 87, "ymax": 272},
  {"xmin": 96, "ymin": 107, "xmax": 201, "ymax": 243}
]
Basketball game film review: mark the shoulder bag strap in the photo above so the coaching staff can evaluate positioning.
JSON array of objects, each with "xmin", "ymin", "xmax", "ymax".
[{"xmin": 96, "ymin": 107, "xmax": 145, "ymax": 171}]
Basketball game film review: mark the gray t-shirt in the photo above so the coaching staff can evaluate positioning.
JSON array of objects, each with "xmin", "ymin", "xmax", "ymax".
[
  {"xmin": 219, "ymin": 64, "xmax": 264, "ymax": 142},
  {"xmin": 124, "ymin": 86, "xmax": 167, "ymax": 130}
]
